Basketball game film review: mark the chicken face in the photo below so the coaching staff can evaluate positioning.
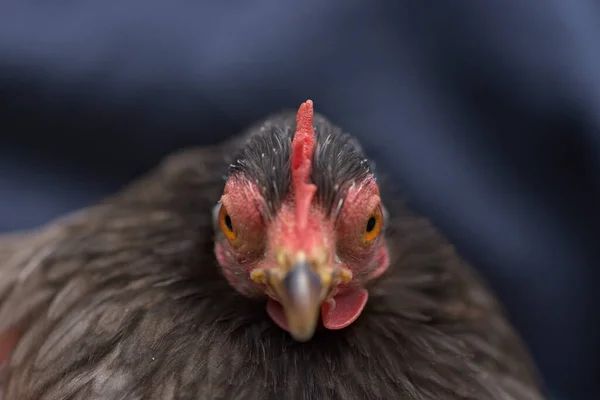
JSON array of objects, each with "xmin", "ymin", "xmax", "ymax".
[{"xmin": 213, "ymin": 100, "xmax": 390, "ymax": 341}]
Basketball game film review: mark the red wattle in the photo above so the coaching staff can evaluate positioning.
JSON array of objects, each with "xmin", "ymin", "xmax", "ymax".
[
  {"xmin": 266, "ymin": 288, "xmax": 369, "ymax": 334},
  {"xmin": 266, "ymin": 298, "xmax": 289, "ymax": 332},
  {"xmin": 321, "ymin": 288, "xmax": 369, "ymax": 330}
]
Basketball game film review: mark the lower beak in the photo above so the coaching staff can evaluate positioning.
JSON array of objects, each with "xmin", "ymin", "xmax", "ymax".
[{"xmin": 279, "ymin": 255, "xmax": 323, "ymax": 341}]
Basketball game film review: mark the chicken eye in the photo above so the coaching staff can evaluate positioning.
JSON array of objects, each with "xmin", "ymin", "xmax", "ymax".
[
  {"xmin": 218, "ymin": 203, "xmax": 238, "ymax": 242},
  {"xmin": 362, "ymin": 207, "xmax": 383, "ymax": 245},
  {"xmin": 366, "ymin": 217, "xmax": 377, "ymax": 232}
]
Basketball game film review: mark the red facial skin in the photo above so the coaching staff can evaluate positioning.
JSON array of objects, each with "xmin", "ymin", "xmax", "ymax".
[
  {"xmin": 214, "ymin": 173, "xmax": 390, "ymax": 330},
  {"xmin": 214, "ymin": 175, "xmax": 268, "ymax": 297}
]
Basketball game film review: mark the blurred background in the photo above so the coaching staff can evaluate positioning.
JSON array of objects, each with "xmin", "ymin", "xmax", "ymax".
[{"xmin": 0, "ymin": 2, "xmax": 598, "ymax": 399}]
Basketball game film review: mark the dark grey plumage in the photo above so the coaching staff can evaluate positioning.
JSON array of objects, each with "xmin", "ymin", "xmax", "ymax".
[
  {"xmin": 0, "ymin": 112, "xmax": 543, "ymax": 399},
  {"xmin": 230, "ymin": 112, "xmax": 372, "ymax": 218}
]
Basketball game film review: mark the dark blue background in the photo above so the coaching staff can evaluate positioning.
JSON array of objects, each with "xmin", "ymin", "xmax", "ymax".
[{"xmin": 1, "ymin": 2, "xmax": 598, "ymax": 399}]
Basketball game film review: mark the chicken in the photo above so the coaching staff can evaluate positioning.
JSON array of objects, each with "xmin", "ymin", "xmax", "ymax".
[{"xmin": 0, "ymin": 100, "xmax": 543, "ymax": 399}]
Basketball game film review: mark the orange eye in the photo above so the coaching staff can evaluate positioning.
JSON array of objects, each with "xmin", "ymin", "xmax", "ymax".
[
  {"xmin": 218, "ymin": 203, "xmax": 238, "ymax": 242},
  {"xmin": 362, "ymin": 206, "xmax": 383, "ymax": 245}
]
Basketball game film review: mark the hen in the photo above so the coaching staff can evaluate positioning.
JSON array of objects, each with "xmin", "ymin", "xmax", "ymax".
[{"xmin": 0, "ymin": 101, "xmax": 543, "ymax": 399}]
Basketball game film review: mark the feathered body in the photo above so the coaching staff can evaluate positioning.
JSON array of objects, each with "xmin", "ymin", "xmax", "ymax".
[{"xmin": 0, "ymin": 110, "xmax": 542, "ymax": 399}]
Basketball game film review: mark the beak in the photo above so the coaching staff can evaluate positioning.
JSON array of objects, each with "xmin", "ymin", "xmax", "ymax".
[
  {"xmin": 250, "ymin": 249, "xmax": 353, "ymax": 341},
  {"xmin": 279, "ymin": 253, "xmax": 323, "ymax": 341}
]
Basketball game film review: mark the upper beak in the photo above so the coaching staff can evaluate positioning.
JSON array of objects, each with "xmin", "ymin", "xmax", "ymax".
[{"xmin": 279, "ymin": 253, "xmax": 323, "ymax": 341}]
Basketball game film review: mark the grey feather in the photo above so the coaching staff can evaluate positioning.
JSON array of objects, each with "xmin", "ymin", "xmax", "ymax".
[{"xmin": 0, "ymin": 115, "xmax": 543, "ymax": 400}]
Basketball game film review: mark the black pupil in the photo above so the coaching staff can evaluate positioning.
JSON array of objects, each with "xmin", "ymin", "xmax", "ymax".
[
  {"xmin": 224, "ymin": 214, "xmax": 233, "ymax": 231},
  {"xmin": 366, "ymin": 216, "xmax": 377, "ymax": 233}
]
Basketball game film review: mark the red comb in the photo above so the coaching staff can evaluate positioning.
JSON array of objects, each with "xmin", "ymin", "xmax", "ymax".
[{"xmin": 291, "ymin": 100, "xmax": 317, "ymax": 239}]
